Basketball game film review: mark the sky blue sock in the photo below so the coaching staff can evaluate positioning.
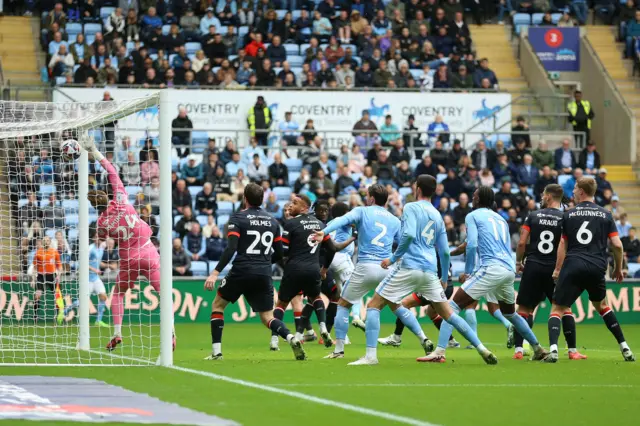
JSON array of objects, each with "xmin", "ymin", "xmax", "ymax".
[
  {"xmin": 394, "ymin": 307, "xmax": 425, "ymax": 340},
  {"xmin": 505, "ymin": 312, "xmax": 539, "ymax": 346},
  {"xmin": 64, "ymin": 299, "xmax": 79, "ymax": 316},
  {"xmin": 96, "ymin": 300, "xmax": 106, "ymax": 322},
  {"xmin": 351, "ymin": 301, "xmax": 361, "ymax": 318},
  {"xmin": 493, "ymin": 309, "xmax": 512, "ymax": 329},
  {"xmin": 465, "ymin": 308, "xmax": 478, "ymax": 335},
  {"xmin": 447, "ymin": 313, "xmax": 482, "ymax": 348},
  {"xmin": 437, "ymin": 318, "xmax": 454, "ymax": 349},
  {"xmin": 365, "ymin": 308, "xmax": 380, "ymax": 348},
  {"xmin": 334, "ymin": 305, "xmax": 349, "ymax": 340}
]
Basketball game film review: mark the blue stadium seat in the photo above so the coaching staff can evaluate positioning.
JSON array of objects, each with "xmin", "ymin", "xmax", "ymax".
[
  {"xmin": 437, "ymin": 173, "xmax": 447, "ymax": 183},
  {"xmin": 284, "ymin": 44, "xmax": 299, "ymax": 55},
  {"xmin": 17, "ymin": 199, "xmax": 29, "ymax": 209},
  {"xmin": 287, "ymin": 55, "xmax": 304, "ymax": 67},
  {"xmin": 191, "ymin": 261, "xmax": 209, "ymax": 277},
  {"xmin": 88, "ymin": 214, "xmax": 98, "ymax": 224},
  {"xmin": 288, "ymin": 171, "xmax": 300, "ymax": 183},
  {"xmin": 55, "ymin": 76, "xmax": 67, "ymax": 86},
  {"xmin": 276, "ymin": 9, "xmax": 288, "ymax": 19},
  {"xmin": 513, "ymin": 13, "xmax": 531, "ymax": 34},
  {"xmin": 451, "ymin": 260, "xmax": 466, "ymax": 276},
  {"xmin": 83, "ymin": 23, "xmax": 102, "ymax": 36},
  {"xmin": 208, "ymin": 261, "xmax": 218, "ymax": 273},
  {"xmin": 284, "ymin": 158, "xmax": 303, "ymax": 172},
  {"xmin": 628, "ymin": 263, "xmax": 640, "ymax": 277},
  {"xmin": 409, "ymin": 69, "xmax": 422, "ymax": 80},
  {"xmin": 100, "ymin": 7, "xmax": 115, "ymax": 19},
  {"xmin": 66, "ymin": 23, "xmax": 83, "ymax": 38},
  {"xmin": 66, "ymin": 214, "xmax": 79, "ymax": 227},
  {"xmin": 351, "ymin": 172, "xmax": 362, "ymax": 182},
  {"xmin": 398, "ymin": 187, "xmax": 412, "ymax": 200},
  {"xmin": 185, "ymin": 42, "xmax": 202, "ymax": 54},
  {"xmin": 238, "ymin": 26, "xmax": 249, "ymax": 39},
  {"xmin": 188, "ymin": 185, "xmax": 203, "ymax": 199},
  {"xmin": 62, "ymin": 199, "xmax": 79, "ymax": 213},
  {"xmin": 292, "ymin": 10, "xmax": 303, "ymax": 20},
  {"xmin": 217, "ymin": 201, "xmax": 234, "ymax": 216},
  {"xmin": 558, "ymin": 175, "xmax": 571, "ymax": 187},
  {"xmin": 343, "ymin": 44, "xmax": 357, "ymax": 55},
  {"xmin": 162, "ymin": 24, "xmax": 171, "ymax": 36},
  {"xmin": 68, "ymin": 229, "xmax": 79, "ymax": 243},
  {"xmin": 273, "ymin": 186, "xmax": 292, "ymax": 201},
  {"xmin": 217, "ymin": 214, "xmax": 230, "ymax": 227},
  {"xmin": 125, "ymin": 185, "xmax": 143, "ymax": 199},
  {"xmin": 45, "ymin": 229, "xmax": 58, "ymax": 239},
  {"xmin": 196, "ymin": 215, "xmax": 209, "ymax": 227},
  {"xmin": 551, "ymin": 13, "xmax": 562, "ymax": 24},
  {"xmin": 39, "ymin": 184, "xmax": 56, "ymax": 198},
  {"xmin": 85, "ymin": 34, "xmax": 95, "ymax": 46},
  {"xmin": 191, "ymin": 131, "xmax": 209, "ymax": 153},
  {"xmin": 450, "ymin": 201, "xmax": 459, "ymax": 210},
  {"xmin": 532, "ymin": 13, "xmax": 544, "ymax": 25},
  {"xmin": 174, "ymin": 215, "xmax": 183, "ymax": 226},
  {"xmin": 300, "ymin": 43, "xmax": 311, "ymax": 53},
  {"xmin": 410, "ymin": 159, "xmax": 421, "ymax": 170}
]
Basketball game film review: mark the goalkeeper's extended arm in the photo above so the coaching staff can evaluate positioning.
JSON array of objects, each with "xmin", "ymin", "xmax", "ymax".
[{"xmin": 84, "ymin": 135, "xmax": 126, "ymax": 201}]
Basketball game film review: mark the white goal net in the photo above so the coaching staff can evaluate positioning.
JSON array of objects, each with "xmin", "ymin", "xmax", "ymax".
[{"xmin": 0, "ymin": 93, "xmax": 173, "ymax": 366}]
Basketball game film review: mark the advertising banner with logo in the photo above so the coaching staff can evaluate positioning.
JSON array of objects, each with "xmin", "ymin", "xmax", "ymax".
[
  {"xmin": 3, "ymin": 280, "xmax": 639, "ymax": 325},
  {"xmin": 54, "ymin": 88, "xmax": 511, "ymax": 147},
  {"xmin": 529, "ymin": 27, "xmax": 580, "ymax": 72}
]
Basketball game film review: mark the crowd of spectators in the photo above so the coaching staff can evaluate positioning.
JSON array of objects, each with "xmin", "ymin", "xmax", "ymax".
[{"xmin": 35, "ymin": 0, "xmax": 508, "ymax": 91}]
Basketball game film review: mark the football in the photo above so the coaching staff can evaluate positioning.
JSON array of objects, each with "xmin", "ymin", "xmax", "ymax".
[{"xmin": 60, "ymin": 139, "xmax": 81, "ymax": 161}]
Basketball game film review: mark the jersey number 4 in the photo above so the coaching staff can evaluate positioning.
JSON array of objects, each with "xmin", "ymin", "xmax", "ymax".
[
  {"xmin": 247, "ymin": 230, "xmax": 274, "ymax": 254},
  {"xmin": 421, "ymin": 220, "xmax": 435, "ymax": 244}
]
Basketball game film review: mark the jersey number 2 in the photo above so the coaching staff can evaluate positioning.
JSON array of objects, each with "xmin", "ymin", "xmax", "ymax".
[{"xmin": 371, "ymin": 222, "xmax": 387, "ymax": 247}]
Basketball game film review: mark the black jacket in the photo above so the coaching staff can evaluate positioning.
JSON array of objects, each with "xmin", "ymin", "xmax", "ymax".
[
  {"xmin": 268, "ymin": 162, "xmax": 289, "ymax": 186},
  {"xmin": 195, "ymin": 190, "xmax": 217, "ymax": 214},
  {"xmin": 578, "ymin": 148, "xmax": 601, "ymax": 171},
  {"xmin": 171, "ymin": 116, "xmax": 193, "ymax": 141}
]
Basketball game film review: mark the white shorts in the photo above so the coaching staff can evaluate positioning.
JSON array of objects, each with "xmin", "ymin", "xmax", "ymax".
[
  {"xmin": 331, "ymin": 256, "xmax": 354, "ymax": 287},
  {"xmin": 341, "ymin": 262, "xmax": 389, "ymax": 304},
  {"xmin": 376, "ymin": 265, "xmax": 446, "ymax": 305},
  {"xmin": 89, "ymin": 278, "xmax": 106, "ymax": 296},
  {"xmin": 461, "ymin": 264, "xmax": 516, "ymax": 305}
]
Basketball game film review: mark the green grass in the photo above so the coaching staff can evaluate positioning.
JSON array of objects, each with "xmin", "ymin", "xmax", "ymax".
[{"xmin": 1, "ymin": 323, "xmax": 639, "ymax": 426}]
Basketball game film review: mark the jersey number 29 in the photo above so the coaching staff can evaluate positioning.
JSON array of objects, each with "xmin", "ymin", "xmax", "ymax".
[{"xmin": 247, "ymin": 230, "xmax": 274, "ymax": 254}]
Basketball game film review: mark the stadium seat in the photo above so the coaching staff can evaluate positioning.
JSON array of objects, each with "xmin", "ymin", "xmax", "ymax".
[
  {"xmin": 275, "ymin": 9, "xmax": 287, "ymax": 19},
  {"xmin": 100, "ymin": 7, "xmax": 115, "ymax": 19},
  {"xmin": 55, "ymin": 76, "xmax": 66, "ymax": 86},
  {"xmin": 85, "ymin": 34, "xmax": 95, "ymax": 45},
  {"xmin": 292, "ymin": 10, "xmax": 303, "ymax": 20},
  {"xmin": 125, "ymin": 186, "xmax": 143, "ymax": 199},
  {"xmin": 284, "ymin": 158, "xmax": 303, "ymax": 172},
  {"xmin": 551, "ymin": 13, "xmax": 562, "ymax": 24},
  {"xmin": 436, "ymin": 173, "xmax": 447, "ymax": 184},
  {"xmin": 62, "ymin": 199, "xmax": 79, "ymax": 213},
  {"xmin": 188, "ymin": 186, "xmax": 203, "ymax": 199},
  {"xmin": 17, "ymin": 199, "xmax": 29, "ymax": 209},
  {"xmin": 217, "ymin": 214, "xmax": 230, "ymax": 227},
  {"xmin": 410, "ymin": 159, "xmax": 421, "ymax": 170},
  {"xmin": 451, "ymin": 260, "xmax": 466, "ymax": 276},
  {"xmin": 185, "ymin": 42, "xmax": 202, "ymax": 55},
  {"xmin": 39, "ymin": 184, "xmax": 56, "ymax": 198},
  {"xmin": 191, "ymin": 131, "xmax": 209, "ymax": 153},
  {"xmin": 217, "ymin": 201, "xmax": 234, "ymax": 216},
  {"xmin": 343, "ymin": 44, "xmax": 357, "ymax": 55},
  {"xmin": 162, "ymin": 24, "xmax": 171, "ymax": 36},
  {"xmin": 628, "ymin": 263, "xmax": 640, "ymax": 277},
  {"xmin": 66, "ymin": 23, "xmax": 83, "ymax": 38},
  {"xmin": 208, "ymin": 261, "xmax": 218, "ymax": 272},
  {"xmin": 45, "ymin": 229, "xmax": 58, "ymax": 239},
  {"xmin": 68, "ymin": 228, "xmax": 79, "ymax": 243},
  {"xmin": 558, "ymin": 175, "xmax": 571, "ymax": 187},
  {"xmin": 273, "ymin": 186, "xmax": 292, "ymax": 201},
  {"xmin": 532, "ymin": 13, "xmax": 544, "ymax": 25},
  {"xmin": 288, "ymin": 171, "xmax": 300, "ymax": 183},
  {"xmin": 399, "ymin": 187, "xmax": 412, "ymax": 200},
  {"xmin": 409, "ymin": 69, "xmax": 422, "ymax": 80},
  {"xmin": 238, "ymin": 26, "xmax": 249, "ymax": 39},
  {"xmin": 450, "ymin": 201, "xmax": 459, "ymax": 210},
  {"xmin": 196, "ymin": 215, "xmax": 209, "ymax": 227},
  {"xmin": 287, "ymin": 55, "xmax": 304, "ymax": 67},
  {"xmin": 83, "ymin": 23, "xmax": 102, "ymax": 36},
  {"xmin": 513, "ymin": 13, "xmax": 531, "ymax": 34},
  {"xmin": 66, "ymin": 215, "xmax": 79, "ymax": 227},
  {"xmin": 191, "ymin": 261, "xmax": 209, "ymax": 277},
  {"xmin": 351, "ymin": 172, "xmax": 362, "ymax": 182},
  {"xmin": 284, "ymin": 44, "xmax": 299, "ymax": 55}
]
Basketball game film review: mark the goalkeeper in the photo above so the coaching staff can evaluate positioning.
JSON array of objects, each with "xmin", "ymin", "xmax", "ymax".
[{"xmin": 82, "ymin": 136, "xmax": 175, "ymax": 352}]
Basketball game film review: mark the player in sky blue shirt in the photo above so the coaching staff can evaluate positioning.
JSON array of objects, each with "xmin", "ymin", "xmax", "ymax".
[
  {"xmin": 464, "ymin": 207, "xmax": 515, "ymax": 275},
  {"xmin": 88, "ymin": 243, "xmax": 104, "ymax": 282}
]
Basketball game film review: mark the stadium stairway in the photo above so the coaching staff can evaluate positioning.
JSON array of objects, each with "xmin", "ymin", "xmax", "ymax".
[
  {"xmin": 601, "ymin": 165, "xmax": 640, "ymax": 224},
  {"xmin": 0, "ymin": 16, "xmax": 48, "ymax": 101},
  {"xmin": 586, "ymin": 25, "xmax": 640, "ymax": 164}
]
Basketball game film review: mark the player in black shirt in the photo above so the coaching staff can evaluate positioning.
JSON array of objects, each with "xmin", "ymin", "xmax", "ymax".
[
  {"xmin": 545, "ymin": 177, "xmax": 634, "ymax": 362},
  {"xmin": 272, "ymin": 194, "xmax": 341, "ymax": 350},
  {"xmin": 378, "ymin": 243, "xmax": 466, "ymax": 348},
  {"xmin": 513, "ymin": 184, "xmax": 586, "ymax": 360},
  {"xmin": 204, "ymin": 183, "xmax": 306, "ymax": 361}
]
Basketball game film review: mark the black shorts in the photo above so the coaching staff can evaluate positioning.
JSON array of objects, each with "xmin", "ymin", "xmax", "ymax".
[
  {"xmin": 278, "ymin": 269, "xmax": 322, "ymax": 303},
  {"xmin": 217, "ymin": 270, "xmax": 274, "ymax": 313},
  {"xmin": 517, "ymin": 262, "xmax": 556, "ymax": 308},
  {"xmin": 36, "ymin": 274, "xmax": 56, "ymax": 292},
  {"xmin": 553, "ymin": 257, "xmax": 607, "ymax": 307},
  {"xmin": 413, "ymin": 283, "xmax": 454, "ymax": 306},
  {"xmin": 321, "ymin": 269, "xmax": 337, "ymax": 298}
]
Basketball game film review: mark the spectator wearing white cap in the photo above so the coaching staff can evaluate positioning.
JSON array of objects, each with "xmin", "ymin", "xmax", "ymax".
[{"xmin": 607, "ymin": 194, "xmax": 626, "ymax": 221}]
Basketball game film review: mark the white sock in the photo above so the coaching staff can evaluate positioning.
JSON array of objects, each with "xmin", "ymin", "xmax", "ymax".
[
  {"xmin": 305, "ymin": 329, "xmax": 315, "ymax": 336},
  {"xmin": 393, "ymin": 334, "xmax": 402, "ymax": 341},
  {"xmin": 475, "ymin": 343, "xmax": 487, "ymax": 353},
  {"xmin": 270, "ymin": 335, "xmax": 279, "ymax": 343},
  {"xmin": 416, "ymin": 331, "xmax": 427, "ymax": 342},
  {"xmin": 212, "ymin": 342, "xmax": 221, "ymax": 354},
  {"xmin": 365, "ymin": 347, "xmax": 377, "ymax": 359},
  {"xmin": 295, "ymin": 332, "xmax": 304, "ymax": 341},
  {"xmin": 620, "ymin": 341, "xmax": 630, "ymax": 351},
  {"xmin": 515, "ymin": 346, "xmax": 523, "ymax": 353},
  {"xmin": 335, "ymin": 338, "xmax": 345, "ymax": 353},
  {"xmin": 286, "ymin": 334, "xmax": 294, "ymax": 343},
  {"xmin": 568, "ymin": 348, "xmax": 577, "ymax": 353},
  {"xmin": 320, "ymin": 322, "xmax": 328, "ymax": 334},
  {"xmin": 550, "ymin": 344, "xmax": 558, "ymax": 353},
  {"xmin": 114, "ymin": 324, "xmax": 122, "ymax": 336}
]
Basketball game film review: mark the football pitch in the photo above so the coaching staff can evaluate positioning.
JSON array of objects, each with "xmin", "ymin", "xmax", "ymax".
[{"xmin": 1, "ymin": 322, "xmax": 639, "ymax": 426}]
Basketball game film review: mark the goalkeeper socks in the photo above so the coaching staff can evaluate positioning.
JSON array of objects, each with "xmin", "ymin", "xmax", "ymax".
[
  {"xmin": 464, "ymin": 308, "xmax": 478, "ymax": 335},
  {"xmin": 393, "ymin": 307, "xmax": 426, "ymax": 342},
  {"xmin": 562, "ymin": 312, "xmax": 577, "ymax": 351},
  {"xmin": 64, "ymin": 299, "xmax": 80, "ymax": 316},
  {"xmin": 272, "ymin": 307, "xmax": 285, "ymax": 336},
  {"xmin": 96, "ymin": 299, "xmax": 106, "ymax": 322},
  {"xmin": 326, "ymin": 301, "xmax": 337, "ymax": 333},
  {"xmin": 492, "ymin": 309, "xmax": 512, "ymax": 330},
  {"xmin": 267, "ymin": 317, "xmax": 291, "ymax": 340},
  {"xmin": 301, "ymin": 303, "xmax": 314, "ymax": 331},
  {"xmin": 294, "ymin": 311, "xmax": 302, "ymax": 334},
  {"xmin": 364, "ymin": 308, "xmax": 380, "ymax": 359},
  {"xmin": 210, "ymin": 311, "xmax": 224, "ymax": 354},
  {"xmin": 513, "ymin": 313, "xmax": 531, "ymax": 350},
  {"xmin": 333, "ymin": 305, "xmax": 349, "ymax": 353},
  {"xmin": 393, "ymin": 317, "xmax": 405, "ymax": 336},
  {"xmin": 505, "ymin": 311, "xmax": 539, "ymax": 346},
  {"xmin": 548, "ymin": 313, "xmax": 561, "ymax": 352},
  {"xmin": 312, "ymin": 298, "xmax": 326, "ymax": 325},
  {"xmin": 600, "ymin": 307, "xmax": 626, "ymax": 344}
]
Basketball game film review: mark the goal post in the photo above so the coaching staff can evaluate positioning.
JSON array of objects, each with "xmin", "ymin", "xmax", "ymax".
[{"xmin": 0, "ymin": 93, "xmax": 173, "ymax": 366}]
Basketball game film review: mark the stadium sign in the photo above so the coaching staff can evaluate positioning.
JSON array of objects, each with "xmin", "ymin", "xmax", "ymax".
[
  {"xmin": 529, "ymin": 27, "xmax": 580, "ymax": 72},
  {"xmin": 54, "ymin": 88, "xmax": 512, "ymax": 147},
  {"xmin": 2, "ymin": 280, "xmax": 639, "ymax": 325}
]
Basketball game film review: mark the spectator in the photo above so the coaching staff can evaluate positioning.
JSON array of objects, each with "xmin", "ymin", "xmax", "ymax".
[
  {"xmin": 531, "ymin": 140, "xmax": 553, "ymax": 171},
  {"xmin": 358, "ymin": 166, "xmax": 377, "ymax": 195},
  {"xmin": 268, "ymin": 153, "xmax": 289, "ymax": 187},
  {"xmin": 219, "ymin": 140, "xmax": 235, "ymax": 165},
  {"xmin": 557, "ymin": 11, "xmax": 575, "ymax": 27},
  {"xmin": 120, "ymin": 152, "xmax": 141, "ymax": 186},
  {"xmin": 247, "ymin": 96, "xmax": 272, "ymax": 147},
  {"xmin": 48, "ymin": 31, "xmax": 68, "ymax": 56},
  {"xmin": 433, "ymin": 63, "xmax": 451, "ymax": 89},
  {"xmin": 554, "ymin": 139, "xmax": 577, "ymax": 174},
  {"xmin": 514, "ymin": 182, "xmax": 533, "ymax": 212},
  {"xmin": 516, "ymin": 154, "xmax": 538, "ymax": 187},
  {"xmin": 620, "ymin": 1, "xmax": 636, "ymax": 42},
  {"xmin": 451, "ymin": 64, "xmax": 473, "ymax": 90},
  {"xmin": 245, "ymin": 33, "xmax": 266, "ymax": 57},
  {"xmin": 265, "ymin": 35, "xmax": 286, "ymax": 67},
  {"xmin": 427, "ymin": 115, "xmax": 450, "ymax": 145},
  {"xmin": 172, "ymin": 179, "xmax": 193, "ymax": 216},
  {"xmin": 231, "ymin": 169, "xmax": 250, "ymax": 200},
  {"xmin": 373, "ymin": 59, "xmax": 392, "ymax": 87},
  {"xmin": 238, "ymin": 0, "xmax": 255, "ymax": 26},
  {"xmin": 200, "ymin": 7, "xmax": 221, "ymax": 35},
  {"xmin": 311, "ymin": 152, "xmax": 334, "ymax": 178},
  {"xmin": 596, "ymin": 168, "xmax": 613, "ymax": 199},
  {"xmin": 310, "ymin": 169, "xmax": 334, "ymax": 200},
  {"xmin": 415, "ymin": 155, "xmax": 438, "ymax": 178},
  {"xmin": 293, "ymin": 168, "xmax": 312, "ymax": 194},
  {"xmin": 473, "ymin": 58, "xmax": 498, "ymax": 88},
  {"xmin": 211, "ymin": 166, "xmax": 233, "ymax": 202},
  {"xmin": 171, "ymin": 107, "xmax": 193, "ymax": 158},
  {"xmin": 442, "ymin": 168, "xmax": 464, "ymax": 200},
  {"xmin": 140, "ymin": 151, "xmax": 160, "ymax": 185},
  {"xmin": 181, "ymin": 155, "xmax": 204, "ymax": 186},
  {"xmin": 46, "ymin": 3, "xmax": 67, "ymax": 30},
  {"xmin": 607, "ymin": 194, "xmax": 625, "ymax": 221},
  {"xmin": 379, "ymin": 114, "xmax": 401, "ymax": 147},
  {"xmin": 278, "ymin": 112, "xmax": 300, "ymax": 145},
  {"xmin": 96, "ymin": 57, "xmax": 117, "ymax": 84},
  {"xmin": 534, "ymin": 166, "xmax": 557, "ymax": 201},
  {"xmin": 563, "ymin": 168, "xmax": 584, "ymax": 198},
  {"xmin": 74, "ymin": 58, "xmax": 97, "ymax": 84},
  {"xmin": 335, "ymin": 62, "xmax": 356, "ymax": 87},
  {"xmin": 366, "ymin": 141, "xmax": 383, "ymax": 165},
  {"xmin": 203, "ymin": 149, "xmax": 223, "ymax": 179},
  {"xmin": 452, "ymin": 192, "xmax": 471, "ymax": 227},
  {"xmin": 241, "ymin": 137, "xmax": 267, "ymax": 165},
  {"xmin": 172, "ymin": 238, "xmax": 192, "ymax": 276},
  {"xmin": 471, "ymin": 141, "xmax": 497, "ymax": 171},
  {"xmin": 139, "ymin": 206, "xmax": 159, "ymax": 237},
  {"xmin": 39, "ymin": 193, "xmax": 64, "ymax": 230},
  {"xmin": 247, "ymin": 154, "xmax": 269, "ymax": 182},
  {"xmin": 495, "ymin": 180, "xmax": 516, "ymax": 209},
  {"xmin": 18, "ymin": 192, "xmax": 41, "ymax": 234},
  {"xmin": 49, "ymin": 45, "xmax": 74, "ymax": 77},
  {"xmin": 461, "ymin": 165, "xmax": 481, "ymax": 197},
  {"xmin": 330, "ymin": 165, "xmax": 354, "ymax": 198},
  {"xmin": 373, "ymin": 150, "xmax": 395, "ymax": 187},
  {"xmin": 446, "ymin": 139, "xmax": 464, "ymax": 169},
  {"xmin": 206, "ymin": 225, "xmax": 227, "ymax": 262},
  {"xmin": 567, "ymin": 90, "xmax": 594, "ymax": 148},
  {"xmin": 392, "ymin": 160, "xmax": 411, "ymax": 188},
  {"xmin": 348, "ymin": 144, "xmax": 367, "ymax": 173},
  {"xmin": 403, "ymin": 114, "xmax": 424, "ymax": 159},
  {"xmin": 617, "ymin": 213, "xmax": 633, "ymax": 238},
  {"xmin": 512, "ymin": 116, "xmax": 531, "ymax": 148},
  {"xmin": 350, "ymin": 10, "xmax": 368, "ymax": 36},
  {"xmin": 294, "ymin": 9, "xmax": 313, "ymax": 42},
  {"xmin": 195, "ymin": 182, "xmax": 217, "ymax": 216},
  {"xmin": 622, "ymin": 227, "xmax": 640, "ymax": 262},
  {"xmin": 216, "ymin": 0, "xmax": 238, "ymax": 26},
  {"xmin": 372, "ymin": 10, "xmax": 391, "ymax": 36},
  {"xmin": 183, "ymin": 222, "xmax": 206, "ymax": 261},
  {"xmin": 352, "ymin": 110, "xmax": 379, "ymax": 148},
  {"xmin": 389, "ymin": 139, "xmax": 411, "ymax": 165},
  {"xmin": 509, "ymin": 138, "xmax": 530, "ymax": 166},
  {"xmin": 578, "ymin": 141, "xmax": 601, "ymax": 175},
  {"xmin": 225, "ymin": 152, "xmax": 245, "ymax": 177},
  {"xmin": 142, "ymin": 176, "xmax": 161, "ymax": 214},
  {"xmin": 125, "ymin": 8, "xmax": 140, "ymax": 41}
]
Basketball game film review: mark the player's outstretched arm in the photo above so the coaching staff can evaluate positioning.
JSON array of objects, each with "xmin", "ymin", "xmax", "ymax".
[
  {"xmin": 82, "ymin": 133, "xmax": 126, "ymax": 201},
  {"xmin": 321, "ymin": 207, "xmax": 362, "ymax": 238},
  {"xmin": 331, "ymin": 236, "xmax": 356, "ymax": 252}
]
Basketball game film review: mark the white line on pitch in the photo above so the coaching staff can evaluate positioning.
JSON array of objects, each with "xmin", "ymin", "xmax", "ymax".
[
  {"xmin": 270, "ymin": 383, "xmax": 635, "ymax": 388},
  {"xmin": 169, "ymin": 365, "xmax": 440, "ymax": 426}
]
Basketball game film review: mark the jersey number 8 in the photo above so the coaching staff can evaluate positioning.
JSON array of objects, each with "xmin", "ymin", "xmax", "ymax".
[{"xmin": 537, "ymin": 230, "xmax": 554, "ymax": 254}]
